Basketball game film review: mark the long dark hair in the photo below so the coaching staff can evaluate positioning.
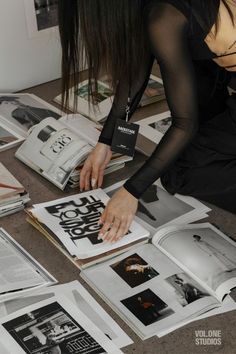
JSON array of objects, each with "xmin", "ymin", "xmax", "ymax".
[
  {"xmin": 58, "ymin": 0, "xmax": 148, "ymax": 110},
  {"xmin": 58, "ymin": 0, "xmax": 235, "ymax": 110}
]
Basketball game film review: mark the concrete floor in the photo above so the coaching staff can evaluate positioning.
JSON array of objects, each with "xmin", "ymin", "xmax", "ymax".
[{"xmin": 1, "ymin": 78, "xmax": 236, "ymax": 354}]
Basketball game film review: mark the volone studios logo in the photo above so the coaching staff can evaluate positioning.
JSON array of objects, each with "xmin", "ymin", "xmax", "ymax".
[
  {"xmin": 117, "ymin": 126, "xmax": 135, "ymax": 135},
  {"xmin": 195, "ymin": 329, "xmax": 222, "ymax": 346}
]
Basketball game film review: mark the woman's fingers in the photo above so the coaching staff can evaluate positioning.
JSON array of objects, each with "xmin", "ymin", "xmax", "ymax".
[
  {"xmin": 103, "ymin": 217, "xmax": 121, "ymax": 243},
  {"xmin": 98, "ymin": 213, "xmax": 114, "ymax": 238}
]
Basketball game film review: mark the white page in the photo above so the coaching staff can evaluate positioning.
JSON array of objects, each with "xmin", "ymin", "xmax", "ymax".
[
  {"xmin": 153, "ymin": 223, "xmax": 236, "ymax": 300},
  {"xmin": 82, "ymin": 244, "xmax": 220, "ymax": 339},
  {"xmin": 0, "ymin": 281, "xmax": 133, "ymax": 349},
  {"xmin": 32, "ymin": 189, "xmax": 149, "ymax": 259},
  {"xmin": 0, "ymin": 296, "xmax": 123, "ymax": 354},
  {"xmin": 0, "ymin": 228, "xmax": 56, "ymax": 301}
]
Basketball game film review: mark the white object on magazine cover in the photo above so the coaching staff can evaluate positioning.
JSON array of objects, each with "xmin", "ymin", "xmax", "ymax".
[
  {"xmin": 0, "ymin": 93, "xmax": 62, "ymax": 141},
  {"xmin": 30, "ymin": 189, "xmax": 150, "ymax": 259},
  {"xmin": 15, "ymin": 117, "xmax": 92, "ymax": 190},
  {"xmin": 0, "ymin": 296, "xmax": 123, "ymax": 354},
  {"xmin": 0, "ymin": 281, "xmax": 133, "ymax": 349},
  {"xmin": 81, "ymin": 223, "xmax": 236, "ymax": 339},
  {"xmin": 0, "ymin": 228, "xmax": 56, "ymax": 302},
  {"xmin": 105, "ymin": 180, "xmax": 211, "ymax": 236}
]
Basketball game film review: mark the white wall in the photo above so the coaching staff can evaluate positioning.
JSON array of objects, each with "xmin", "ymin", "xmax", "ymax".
[{"xmin": 0, "ymin": 0, "xmax": 61, "ymax": 92}]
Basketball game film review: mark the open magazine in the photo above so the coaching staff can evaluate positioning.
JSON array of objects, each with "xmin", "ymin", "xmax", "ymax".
[
  {"xmin": 26, "ymin": 189, "xmax": 150, "ymax": 268},
  {"xmin": 81, "ymin": 223, "xmax": 236, "ymax": 339},
  {"xmin": 0, "ymin": 295, "xmax": 123, "ymax": 354},
  {"xmin": 54, "ymin": 75, "xmax": 165, "ymax": 122},
  {"xmin": 0, "ymin": 93, "xmax": 62, "ymax": 152},
  {"xmin": 0, "ymin": 281, "xmax": 132, "ymax": 349},
  {"xmin": 0, "ymin": 228, "xmax": 56, "ymax": 302},
  {"xmin": 16, "ymin": 115, "xmax": 131, "ymax": 190}
]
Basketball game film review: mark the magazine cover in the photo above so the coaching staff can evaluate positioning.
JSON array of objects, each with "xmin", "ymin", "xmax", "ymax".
[
  {"xmin": 15, "ymin": 118, "xmax": 92, "ymax": 189},
  {"xmin": 29, "ymin": 189, "xmax": 150, "ymax": 260}
]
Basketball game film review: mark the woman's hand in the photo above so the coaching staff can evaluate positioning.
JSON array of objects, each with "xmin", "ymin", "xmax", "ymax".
[
  {"xmin": 98, "ymin": 187, "xmax": 138, "ymax": 243},
  {"xmin": 80, "ymin": 142, "xmax": 112, "ymax": 191}
]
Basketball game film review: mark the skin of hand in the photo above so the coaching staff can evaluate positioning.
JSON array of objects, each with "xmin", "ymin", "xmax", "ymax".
[
  {"xmin": 80, "ymin": 142, "xmax": 112, "ymax": 191},
  {"xmin": 98, "ymin": 187, "xmax": 138, "ymax": 243}
]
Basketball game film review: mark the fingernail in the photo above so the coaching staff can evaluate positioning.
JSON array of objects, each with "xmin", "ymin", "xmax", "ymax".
[
  {"xmin": 98, "ymin": 233, "xmax": 103, "ymax": 239},
  {"xmin": 91, "ymin": 178, "xmax": 97, "ymax": 188}
]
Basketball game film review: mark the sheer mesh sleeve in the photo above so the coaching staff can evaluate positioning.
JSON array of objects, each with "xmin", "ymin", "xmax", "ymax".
[
  {"xmin": 123, "ymin": 2, "xmax": 199, "ymax": 199},
  {"xmin": 98, "ymin": 56, "xmax": 154, "ymax": 146}
]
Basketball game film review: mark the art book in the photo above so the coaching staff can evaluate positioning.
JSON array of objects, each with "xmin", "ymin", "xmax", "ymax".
[
  {"xmin": 81, "ymin": 223, "xmax": 236, "ymax": 339},
  {"xmin": 0, "ymin": 93, "xmax": 62, "ymax": 152},
  {"xmin": 0, "ymin": 163, "xmax": 30, "ymax": 218},
  {"xmin": 26, "ymin": 189, "xmax": 150, "ymax": 268},
  {"xmin": 0, "ymin": 228, "xmax": 56, "ymax": 302},
  {"xmin": 0, "ymin": 295, "xmax": 123, "ymax": 353},
  {"xmin": 54, "ymin": 75, "xmax": 165, "ymax": 122},
  {"xmin": 16, "ymin": 115, "xmax": 131, "ymax": 190}
]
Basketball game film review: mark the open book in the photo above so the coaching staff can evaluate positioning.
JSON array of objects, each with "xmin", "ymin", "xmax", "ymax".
[
  {"xmin": 0, "ymin": 228, "xmax": 56, "ymax": 302},
  {"xmin": 26, "ymin": 189, "xmax": 150, "ymax": 268},
  {"xmin": 81, "ymin": 223, "xmax": 236, "ymax": 339},
  {"xmin": 16, "ymin": 115, "xmax": 131, "ymax": 190},
  {"xmin": 54, "ymin": 75, "xmax": 165, "ymax": 122},
  {"xmin": 0, "ymin": 93, "xmax": 62, "ymax": 152}
]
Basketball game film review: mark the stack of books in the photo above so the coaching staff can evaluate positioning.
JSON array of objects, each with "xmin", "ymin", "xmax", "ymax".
[{"xmin": 0, "ymin": 163, "xmax": 30, "ymax": 217}]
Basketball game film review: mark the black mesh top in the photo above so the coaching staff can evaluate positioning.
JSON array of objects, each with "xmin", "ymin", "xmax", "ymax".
[{"xmin": 98, "ymin": 0, "xmax": 236, "ymax": 199}]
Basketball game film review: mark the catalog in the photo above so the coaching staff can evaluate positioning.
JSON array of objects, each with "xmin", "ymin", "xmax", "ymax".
[
  {"xmin": 0, "ymin": 281, "xmax": 133, "ymax": 349},
  {"xmin": 0, "ymin": 296, "xmax": 123, "ymax": 353},
  {"xmin": 0, "ymin": 228, "xmax": 56, "ymax": 302},
  {"xmin": 26, "ymin": 189, "xmax": 150, "ymax": 268},
  {"xmin": 0, "ymin": 93, "xmax": 62, "ymax": 151},
  {"xmin": 16, "ymin": 115, "xmax": 130, "ymax": 190},
  {"xmin": 81, "ymin": 223, "xmax": 236, "ymax": 339},
  {"xmin": 105, "ymin": 180, "xmax": 211, "ymax": 236},
  {"xmin": 54, "ymin": 75, "xmax": 165, "ymax": 122}
]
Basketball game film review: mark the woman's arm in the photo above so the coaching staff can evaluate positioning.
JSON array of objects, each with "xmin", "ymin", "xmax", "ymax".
[{"xmin": 123, "ymin": 2, "xmax": 199, "ymax": 198}]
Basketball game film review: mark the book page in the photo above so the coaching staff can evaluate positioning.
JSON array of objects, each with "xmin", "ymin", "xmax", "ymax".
[
  {"xmin": 82, "ymin": 244, "xmax": 220, "ymax": 339},
  {"xmin": 31, "ymin": 189, "xmax": 149, "ymax": 259},
  {"xmin": 0, "ymin": 296, "xmax": 122, "ymax": 354},
  {"xmin": 0, "ymin": 281, "xmax": 132, "ymax": 349},
  {"xmin": 152, "ymin": 223, "xmax": 236, "ymax": 300},
  {"xmin": 0, "ymin": 228, "xmax": 56, "ymax": 300}
]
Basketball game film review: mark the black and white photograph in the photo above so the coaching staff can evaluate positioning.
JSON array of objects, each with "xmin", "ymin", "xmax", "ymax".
[
  {"xmin": 165, "ymin": 273, "xmax": 210, "ymax": 307},
  {"xmin": 158, "ymin": 225, "xmax": 236, "ymax": 291},
  {"xmin": 121, "ymin": 289, "xmax": 174, "ymax": 326},
  {"xmin": 34, "ymin": 0, "xmax": 59, "ymax": 31},
  {"xmin": 111, "ymin": 253, "xmax": 159, "ymax": 288},
  {"xmin": 149, "ymin": 117, "xmax": 172, "ymax": 135},
  {"xmin": 137, "ymin": 184, "xmax": 194, "ymax": 229},
  {"xmin": 0, "ymin": 94, "xmax": 61, "ymax": 136},
  {"xmin": 2, "ymin": 301, "xmax": 104, "ymax": 354}
]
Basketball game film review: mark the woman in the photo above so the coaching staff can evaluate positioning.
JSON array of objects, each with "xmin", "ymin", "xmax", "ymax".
[{"xmin": 58, "ymin": 0, "xmax": 236, "ymax": 243}]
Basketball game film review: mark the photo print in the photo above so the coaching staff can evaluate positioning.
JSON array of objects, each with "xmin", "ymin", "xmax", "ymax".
[
  {"xmin": 165, "ymin": 273, "xmax": 210, "ymax": 307},
  {"xmin": 121, "ymin": 289, "xmax": 174, "ymax": 326},
  {"xmin": 45, "ymin": 194, "xmax": 105, "ymax": 246},
  {"xmin": 158, "ymin": 226, "xmax": 236, "ymax": 291},
  {"xmin": 137, "ymin": 184, "xmax": 193, "ymax": 229},
  {"xmin": 111, "ymin": 253, "xmax": 159, "ymax": 288},
  {"xmin": 149, "ymin": 117, "xmax": 172, "ymax": 135},
  {"xmin": 0, "ymin": 94, "xmax": 61, "ymax": 134},
  {"xmin": 2, "ymin": 301, "xmax": 104, "ymax": 354},
  {"xmin": 0, "ymin": 124, "xmax": 23, "ymax": 152},
  {"xmin": 75, "ymin": 81, "xmax": 113, "ymax": 104},
  {"xmin": 34, "ymin": 0, "xmax": 58, "ymax": 31}
]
